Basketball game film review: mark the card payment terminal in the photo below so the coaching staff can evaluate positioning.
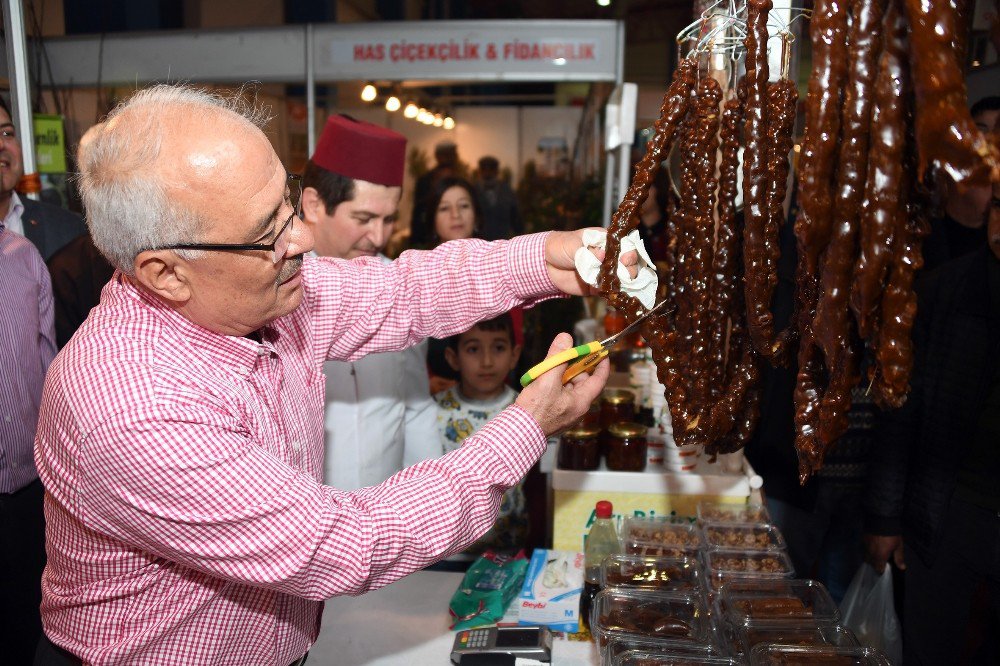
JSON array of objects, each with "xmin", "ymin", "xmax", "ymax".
[{"xmin": 450, "ymin": 626, "xmax": 552, "ymax": 663}]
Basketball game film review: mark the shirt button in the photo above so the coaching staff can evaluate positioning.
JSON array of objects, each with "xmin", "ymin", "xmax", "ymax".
[{"xmin": 3, "ymin": 415, "xmax": 10, "ymax": 422}]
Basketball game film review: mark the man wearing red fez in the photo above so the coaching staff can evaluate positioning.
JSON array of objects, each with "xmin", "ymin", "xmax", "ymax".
[{"xmin": 301, "ymin": 115, "xmax": 438, "ymax": 490}]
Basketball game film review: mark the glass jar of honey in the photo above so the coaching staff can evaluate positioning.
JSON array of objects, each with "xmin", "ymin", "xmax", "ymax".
[
  {"xmin": 558, "ymin": 424, "xmax": 602, "ymax": 470},
  {"xmin": 599, "ymin": 389, "xmax": 636, "ymax": 431},
  {"xmin": 606, "ymin": 421, "xmax": 648, "ymax": 472}
]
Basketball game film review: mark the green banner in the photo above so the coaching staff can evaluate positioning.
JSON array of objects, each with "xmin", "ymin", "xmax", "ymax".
[{"xmin": 33, "ymin": 114, "xmax": 67, "ymax": 173}]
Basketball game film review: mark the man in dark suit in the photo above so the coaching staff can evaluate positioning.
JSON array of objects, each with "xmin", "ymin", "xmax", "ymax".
[
  {"xmin": 864, "ymin": 182, "xmax": 1000, "ymax": 664},
  {"xmin": 0, "ymin": 97, "xmax": 85, "ymax": 261}
]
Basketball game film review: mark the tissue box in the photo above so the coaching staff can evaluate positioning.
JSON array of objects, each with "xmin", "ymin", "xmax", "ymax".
[{"xmin": 517, "ymin": 549, "xmax": 584, "ymax": 633}]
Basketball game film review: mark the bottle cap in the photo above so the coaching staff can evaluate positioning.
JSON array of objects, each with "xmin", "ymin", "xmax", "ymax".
[{"xmin": 595, "ymin": 500, "xmax": 613, "ymax": 519}]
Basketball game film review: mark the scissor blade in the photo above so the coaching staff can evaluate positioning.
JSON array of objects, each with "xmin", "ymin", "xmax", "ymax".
[{"xmin": 601, "ymin": 298, "xmax": 669, "ymax": 345}]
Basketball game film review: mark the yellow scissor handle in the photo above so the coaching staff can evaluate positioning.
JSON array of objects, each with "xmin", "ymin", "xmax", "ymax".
[
  {"xmin": 561, "ymin": 348, "xmax": 611, "ymax": 384},
  {"xmin": 520, "ymin": 341, "xmax": 605, "ymax": 387}
]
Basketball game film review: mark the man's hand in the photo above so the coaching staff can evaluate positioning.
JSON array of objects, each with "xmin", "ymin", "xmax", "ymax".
[
  {"xmin": 544, "ymin": 229, "xmax": 639, "ymax": 295},
  {"xmin": 864, "ymin": 533, "xmax": 905, "ymax": 574},
  {"xmin": 516, "ymin": 332, "xmax": 610, "ymax": 435}
]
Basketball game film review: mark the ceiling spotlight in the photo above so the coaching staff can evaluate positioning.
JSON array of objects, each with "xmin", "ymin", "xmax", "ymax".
[
  {"xmin": 422, "ymin": 112, "xmax": 435, "ymax": 125},
  {"xmin": 403, "ymin": 102, "xmax": 419, "ymax": 118},
  {"xmin": 597, "ymin": 0, "xmax": 611, "ymax": 6},
  {"xmin": 385, "ymin": 95, "xmax": 401, "ymax": 112},
  {"xmin": 361, "ymin": 83, "xmax": 377, "ymax": 102},
  {"xmin": 433, "ymin": 114, "xmax": 444, "ymax": 127},
  {"xmin": 443, "ymin": 116, "xmax": 455, "ymax": 130}
]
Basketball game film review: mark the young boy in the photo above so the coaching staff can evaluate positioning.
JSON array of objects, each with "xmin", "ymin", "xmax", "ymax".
[{"xmin": 435, "ymin": 313, "xmax": 527, "ymax": 553}]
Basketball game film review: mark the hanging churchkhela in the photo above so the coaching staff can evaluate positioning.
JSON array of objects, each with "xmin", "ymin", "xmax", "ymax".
[{"xmin": 596, "ymin": 0, "xmax": 997, "ymax": 481}]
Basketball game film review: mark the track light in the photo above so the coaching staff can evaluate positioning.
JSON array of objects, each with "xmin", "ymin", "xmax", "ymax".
[
  {"xmin": 403, "ymin": 102, "xmax": 419, "ymax": 118},
  {"xmin": 385, "ymin": 95, "xmax": 401, "ymax": 112},
  {"xmin": 361, "ymin": 83, "xmax": 377, "ymax": 102},
  {"xmin": 433, "ymin": 113, "xmax": 444, "ymax": 127},
  {"xmin": 443, "ymin": 116, "xmax": 455, "ymax": 130}
]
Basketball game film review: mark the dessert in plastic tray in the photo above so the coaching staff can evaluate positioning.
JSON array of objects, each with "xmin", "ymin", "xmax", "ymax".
[
  {"xmin": 702, "ymin": 523, "xmax": 786, "ymax": 551},
  {"xmin": 704, "ymin": 549, "xmax": 794, "ymax": 591},
  {"xmin": 625, "ymin": 539, "xmax": 701, "ymax": 559},
  {"xmin": 613, "ymin": 649, "xmax": 742, "ymax": 666},
  {"xmin": 624, "ymin": 517, "xmax": 705, "ymax": 549},
  {"xmin": 591, "ymin": 588, "xmax": 710, "ymax": 649},
  {"xmin": 605, "ymin": 635, "xmax": 723, "ymax": 665},
  {"xmin": 719, "ymin": 579, "xmax": 840, "ymax": 627},
  {"xmin": 601, "ymin": 555, "xmax": 703, "ymax": 593},
  {"xmin": 748, "ymin": 643, "xmax": 889, "ymax": 665},
  {"xmin": 697, "ymin": 501, "xmax": 770, "ymax": 525},
  {"xmin": 735, "ymin": 622, "xmax": 858, "ymax": 655}
]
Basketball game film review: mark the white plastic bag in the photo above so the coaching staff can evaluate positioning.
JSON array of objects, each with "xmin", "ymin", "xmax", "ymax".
[{"xmin": 840, "ymin": 564, "xmax": 903, "ymax": 664}]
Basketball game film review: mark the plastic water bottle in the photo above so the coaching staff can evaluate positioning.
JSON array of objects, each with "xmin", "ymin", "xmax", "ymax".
[{"xmin": 580, "ymin": 500, "xmax": 621, "ymax": 633}]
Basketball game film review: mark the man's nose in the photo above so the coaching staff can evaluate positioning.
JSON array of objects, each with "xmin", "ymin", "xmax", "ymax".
[
  {"xmin": 368, "ymin": 221, "xmax": 388, "ymax": 249},
  {"xmin": 288, "ymin": 215, "xmax": 314, "ymax": 257}
]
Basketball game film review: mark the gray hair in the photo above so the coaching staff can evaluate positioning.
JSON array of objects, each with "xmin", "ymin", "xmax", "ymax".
[{"xmin": 77, "ymin": 84, "xmax": 271, "ymax": 274}]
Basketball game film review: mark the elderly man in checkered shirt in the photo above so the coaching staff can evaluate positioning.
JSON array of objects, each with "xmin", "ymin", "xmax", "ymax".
[{"xmin": 31, "ymin": 85, "xmax": 613, "ymax": 665}]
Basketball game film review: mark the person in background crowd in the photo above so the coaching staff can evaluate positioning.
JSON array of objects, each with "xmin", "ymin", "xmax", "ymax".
[
  {"xmin": 423, "ymin": 176, "xmax": 525, "ymax": 394},
  {"xmin": 32, "ymin": 84, "xmax": 611, "ymax": 665},
  {"xmin": 47, "ymin": 124, "xmax": 115, "ymax": 349},
  {"xmin": 426, "ymin": 176, "xmax": 482, "ymax": 245},
  {"xmin": 864, "ymin": 163, "xmax": 1000, "ymax": 664},
  {"xmin": 474, "ymin": 156, "xmax": 521, "ymax": 241},
  {"xmin": 634, "ymin": 165, "xmax": 674, "ymax": 263},
  {"xmin": 434, "ymin": 313, "xmax": 528, "ymax": 557},
  {"xmin": 922, "ymin": 96, "xmax": 1000, "ymax": 271},
  {"xmin": 410, "ymin": 139, "xmax": 460, "ymax": 247},
  {"xmin": 0, "ymin": 97, "xmax": 85, "ymax": 261},
  {"xmin": 0, "ymin": 221, "xmax": 57, "ymax": 665},
  {"xmin": 300, "ymin": 114, "xmax": 438, "ymax": 489}
]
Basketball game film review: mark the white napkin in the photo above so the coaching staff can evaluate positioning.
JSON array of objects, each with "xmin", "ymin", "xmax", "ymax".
[{"xmin": 574, "ymin": 229, "xmax": 658, "ymax": 309}]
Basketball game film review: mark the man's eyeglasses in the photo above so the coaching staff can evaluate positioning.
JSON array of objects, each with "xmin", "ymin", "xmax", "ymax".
[{"xmin": 156, "ymin": 174, "xmax": 302, "ymax": 264}]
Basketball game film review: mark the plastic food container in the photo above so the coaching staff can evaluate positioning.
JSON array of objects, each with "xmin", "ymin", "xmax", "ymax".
[
  {"xmin": 697, "ymin": 501, "xmax": 770, "ymax": 525},
  {"xmin": 719, "ymin": 579, "xmax": 840, "ymax": 627},
  {"xmin": 703, "ymin": 549, "xmax": 794, "ymax": 592},
  {"xmin": 736, "ymin": 622, "xmax": 858, "ymax": 656},
  {"xmin": 613, "ymin": 649, "xmax": 742, "ymax": 666},
  {"xmin": 625, "ymin": 539, "xmax": 701, "ymax": 560},
  {"xmin": 702, "ymin": 523, "xmax": 787, "ymax": 551},
  {"xmin": 605, "ymin": 636, "xmax": 723, "ymax": 666},
  {"xmin": 749, "ymin": 643, "xmax": 891, "ymax": 665},
  {"xmin": 591, "ymin": 588, "xmax": 710, "ymax": 650},
  {"xmin": 600, "ymin": 555, "xmax": 703, "ymax": 593},
  {"xmin": 623, "ymin": 517, "xmax": 705, "ymax": 550}
]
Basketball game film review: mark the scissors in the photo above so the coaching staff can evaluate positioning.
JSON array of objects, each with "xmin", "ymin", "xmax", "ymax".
[{"xmin": 519, "ymin": 299, "xmax": 669, "ymax": 387}]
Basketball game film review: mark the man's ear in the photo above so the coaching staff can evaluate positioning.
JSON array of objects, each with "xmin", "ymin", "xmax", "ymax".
[
  {"xmin": 301, "ymin": 186, "xmax": 325, "ymax": 224},
  {"xmin": 132, "ymin": 250, "xmax": 192, "ymax": 306},
  {"xmin": 444, "ymin": 345, "xmax": 460, "ymax": 372}
]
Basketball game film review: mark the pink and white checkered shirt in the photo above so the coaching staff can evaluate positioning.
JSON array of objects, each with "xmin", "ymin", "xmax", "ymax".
[{"xmin": 35, "ymin": 234, "xmax": 557, "ymax": 665}]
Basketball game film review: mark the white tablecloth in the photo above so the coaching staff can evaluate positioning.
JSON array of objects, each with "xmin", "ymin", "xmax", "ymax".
[{"xmin": 312, "ymin": 570, "xmax": 599, "ymax": 665}]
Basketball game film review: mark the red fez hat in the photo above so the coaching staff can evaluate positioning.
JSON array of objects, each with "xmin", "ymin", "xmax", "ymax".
[{"xmin": 311, "ymin": 115, "xmax": 407, "ymax": 187}]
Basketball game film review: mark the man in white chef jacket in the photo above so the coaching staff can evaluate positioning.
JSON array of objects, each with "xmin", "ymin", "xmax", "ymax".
[{"xmin": 301, "ymin": 114, "xmax": 438, "ymax": 489}]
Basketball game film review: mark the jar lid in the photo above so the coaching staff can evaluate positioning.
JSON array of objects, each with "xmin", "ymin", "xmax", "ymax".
[
  {"xmin": 563, "ymin": 423, "xmax": 602, "ymax": 438},
  {"xmin": 601, "ymin": 389, "xmax": 635, "ymax": 405},
  {"xmin": 608, "ymin": 421, "xmax": 647, "ymax": 437}
]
